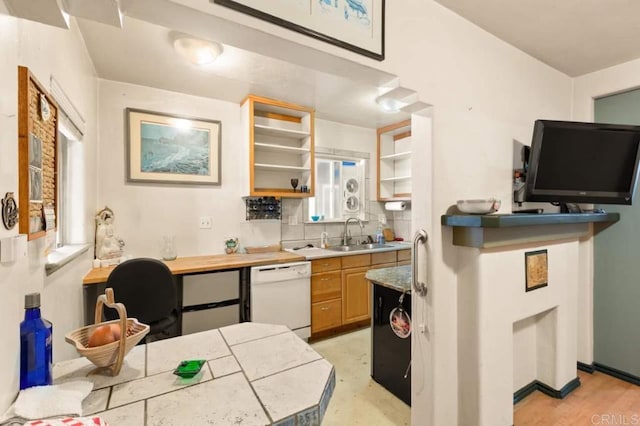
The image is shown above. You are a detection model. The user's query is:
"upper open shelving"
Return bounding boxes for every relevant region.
[377,119,412,201]
[380,151,412,161]
[254,124,311,139]
[241,95,315,198]
[254,142,311,154]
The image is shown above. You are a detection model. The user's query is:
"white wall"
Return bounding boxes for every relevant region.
[97,79,281,257]
[0,14,98,410]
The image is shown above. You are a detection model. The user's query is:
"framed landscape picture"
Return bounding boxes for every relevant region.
[213,0,385,60]
[126,109,221,185]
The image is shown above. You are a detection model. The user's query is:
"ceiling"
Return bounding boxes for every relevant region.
[76,13,412,129]
[434,0,640,77]
[12,0,638,125]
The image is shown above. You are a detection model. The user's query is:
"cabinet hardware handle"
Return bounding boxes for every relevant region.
[412,229,428,296]
[321,278,330,281]
[321,307,330,311]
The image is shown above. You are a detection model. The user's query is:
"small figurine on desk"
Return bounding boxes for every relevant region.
[95,206,125,265]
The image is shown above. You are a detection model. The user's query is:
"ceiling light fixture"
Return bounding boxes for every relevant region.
[173,35,224,66]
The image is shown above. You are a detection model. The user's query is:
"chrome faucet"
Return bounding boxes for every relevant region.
[343,217,364,246]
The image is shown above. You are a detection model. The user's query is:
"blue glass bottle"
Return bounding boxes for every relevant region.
[20,293,53,390]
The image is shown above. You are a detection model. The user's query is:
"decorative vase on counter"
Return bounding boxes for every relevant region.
[225,237,239,254]
[161,235,177,260]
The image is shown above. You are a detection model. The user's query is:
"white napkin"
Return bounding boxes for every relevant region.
[0,381,93,426]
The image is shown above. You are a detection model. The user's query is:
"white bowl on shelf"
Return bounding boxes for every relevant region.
[456,198,501,214]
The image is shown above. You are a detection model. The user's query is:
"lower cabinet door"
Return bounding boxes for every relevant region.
[311,299,342,333]
[342,266,372,324]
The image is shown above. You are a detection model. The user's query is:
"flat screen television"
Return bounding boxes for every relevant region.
[524,120,640,206]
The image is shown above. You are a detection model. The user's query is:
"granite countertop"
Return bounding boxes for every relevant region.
[54,323,335,425]
[365,265,411,293]
[285,241,411,260]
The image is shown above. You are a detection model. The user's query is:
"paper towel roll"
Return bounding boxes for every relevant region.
[385,201,406,211]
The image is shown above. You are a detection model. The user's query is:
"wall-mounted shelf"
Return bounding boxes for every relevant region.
[254,124,311,139]
[377,119,411,201]
[380,175,411,182]
[441,212,620,248]
[254,163,311,172]
[241,94,315,198]
[254,142,311,154]
[380,151,411,161]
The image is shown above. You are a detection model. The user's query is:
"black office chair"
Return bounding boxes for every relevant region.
[104,257,179,342]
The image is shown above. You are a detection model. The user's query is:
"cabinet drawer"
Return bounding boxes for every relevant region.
[397,249,411,262]
[183,271,239,306]
[397,260,411,266]
[341,254,370,269]
[311,272,342,303]
[311,299,342,333]
[312,257,341,273]
[370,262,397,270]
[371,251,396,265]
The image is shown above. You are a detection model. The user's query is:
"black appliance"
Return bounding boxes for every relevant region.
[525,120,640,206]
[371,284,411,406]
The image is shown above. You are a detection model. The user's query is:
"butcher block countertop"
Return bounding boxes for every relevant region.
[83,251,306,284]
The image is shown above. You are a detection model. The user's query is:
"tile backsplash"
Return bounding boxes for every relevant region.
[280,198,405,248]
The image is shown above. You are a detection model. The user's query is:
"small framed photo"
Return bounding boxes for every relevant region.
[525,249,548,292]
[126,108,221,185]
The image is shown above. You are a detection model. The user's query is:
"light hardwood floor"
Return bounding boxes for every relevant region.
[312,329,639,425]
[514,370,640,425]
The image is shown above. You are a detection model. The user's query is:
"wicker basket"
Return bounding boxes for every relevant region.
[65,288,149,376]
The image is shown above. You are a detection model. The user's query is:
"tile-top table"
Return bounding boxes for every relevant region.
[54,323,335,425]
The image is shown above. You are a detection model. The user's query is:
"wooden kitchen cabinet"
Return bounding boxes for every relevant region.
[397,248,411,266]
[311,258,342,334]
[311,257,341,274]
[371,251,396,265]
[241,94,315,198]
[311,271,341,303]
[310,249,408,337]
[342,266,371,325]
[311,299,342,333]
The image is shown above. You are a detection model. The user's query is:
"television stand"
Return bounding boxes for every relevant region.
[557,203,581,213]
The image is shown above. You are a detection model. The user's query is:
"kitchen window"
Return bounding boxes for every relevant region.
[307,153,366,222]
[45,78,89,274]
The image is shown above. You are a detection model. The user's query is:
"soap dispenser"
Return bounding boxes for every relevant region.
[320,231,329,248]
[375,224,385,244]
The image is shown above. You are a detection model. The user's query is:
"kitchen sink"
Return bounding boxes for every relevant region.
[326,243,393,252]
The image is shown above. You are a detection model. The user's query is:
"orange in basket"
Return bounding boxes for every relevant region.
[65,288,149,376]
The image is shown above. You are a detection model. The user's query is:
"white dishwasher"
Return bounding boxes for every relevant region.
[250,261,311,340]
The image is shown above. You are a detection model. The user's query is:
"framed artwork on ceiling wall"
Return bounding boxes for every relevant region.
[126,108,222,185]
[213,0,385,60]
